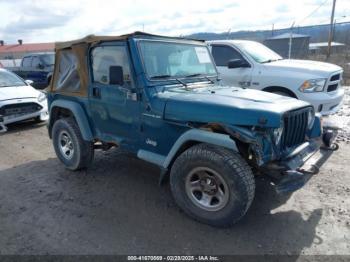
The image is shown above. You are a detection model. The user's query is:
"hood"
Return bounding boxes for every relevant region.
[265,59,342,75]
[0,85,39,101]
[160,86,310,127]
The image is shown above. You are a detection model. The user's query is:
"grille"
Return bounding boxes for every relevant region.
[330,74,340,81]
[0,103,42,117]
[327,84,338,92]
[327,73,342,92]
[281,108,309,149]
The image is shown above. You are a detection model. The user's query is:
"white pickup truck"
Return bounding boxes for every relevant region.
[207,40,344,115]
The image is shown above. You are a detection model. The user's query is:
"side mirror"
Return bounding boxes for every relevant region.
[25,79,34,86]
[109,66,124,86]
[37,63,44,69]
[227,59,250,69]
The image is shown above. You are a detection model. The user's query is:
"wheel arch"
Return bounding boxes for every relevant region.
[137,127,239,170]
[262,86,298,98]
[168,128,242,166]
[49,100,93,141]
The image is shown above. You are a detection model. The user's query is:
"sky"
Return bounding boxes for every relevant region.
[0,0,349,44]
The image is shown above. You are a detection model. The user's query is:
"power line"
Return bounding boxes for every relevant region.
[297,0,330,26]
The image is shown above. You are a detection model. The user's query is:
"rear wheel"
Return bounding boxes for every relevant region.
[170,143,255,227]
[52,118,94,170]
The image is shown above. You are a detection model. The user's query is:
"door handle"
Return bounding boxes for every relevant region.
[92,87,101,98]
[116,86,137,101]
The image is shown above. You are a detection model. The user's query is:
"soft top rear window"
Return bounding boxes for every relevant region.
[54,49,80,92]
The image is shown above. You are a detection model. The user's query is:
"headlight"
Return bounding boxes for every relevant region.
[273,127,284,145]
[37,92,46,103]
[299,78,326,92]
[307,107,315,129]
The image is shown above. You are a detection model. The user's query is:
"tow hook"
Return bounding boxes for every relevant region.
[321,129,339,151]
[0,115,7,133]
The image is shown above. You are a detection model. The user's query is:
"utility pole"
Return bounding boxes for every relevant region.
[226,28,231,39]
[288,22,295,59]
[333,19,337,42]
[272,23,274,36]
[327,0,336,59]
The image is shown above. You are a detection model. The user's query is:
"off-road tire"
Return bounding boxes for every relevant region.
[170,143,255,227]
[52,118,94,170]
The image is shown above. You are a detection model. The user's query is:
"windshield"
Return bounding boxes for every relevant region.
[138,41,217,79]
[237,42,282,63]
[0,70,26,87]
[41,54,55,65]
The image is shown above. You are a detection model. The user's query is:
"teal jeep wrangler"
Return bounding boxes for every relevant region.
[47,32,336,227]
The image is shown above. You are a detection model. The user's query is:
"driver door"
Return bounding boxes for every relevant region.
[210,44,253,88]
[89,43,140,146]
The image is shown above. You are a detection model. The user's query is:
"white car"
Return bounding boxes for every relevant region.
[0,68,48,132]
[207,40,344,115]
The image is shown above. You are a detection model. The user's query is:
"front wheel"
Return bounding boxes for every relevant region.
[52,118,94,170]
[170,143,255,227]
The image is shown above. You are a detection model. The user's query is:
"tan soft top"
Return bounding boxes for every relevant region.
[50,32,204,96]
[55,31,203,50]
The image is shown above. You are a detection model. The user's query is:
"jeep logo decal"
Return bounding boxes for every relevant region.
[146,138,157,147]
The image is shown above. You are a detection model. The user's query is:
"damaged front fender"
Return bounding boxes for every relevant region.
[200,123,273,166]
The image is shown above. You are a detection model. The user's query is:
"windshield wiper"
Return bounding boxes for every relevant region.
[150,75,187,88]
[185,73,202,77]
[150,74,172,79]
[175,78,187,88]
[261,59,274,64]
[204,76,214,84]
[261,58,283,64]
[186,73,215,84]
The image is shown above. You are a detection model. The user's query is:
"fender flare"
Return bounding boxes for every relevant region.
[49,100,93,141]
[137,129,238,169]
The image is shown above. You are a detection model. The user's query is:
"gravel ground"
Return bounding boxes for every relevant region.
[323,86,350,143]
[0,91,349,256]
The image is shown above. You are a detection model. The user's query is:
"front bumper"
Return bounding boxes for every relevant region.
[264,131,337,194]
[2,108,48,125]
[0,99,48,132]
[297,86,344,115]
